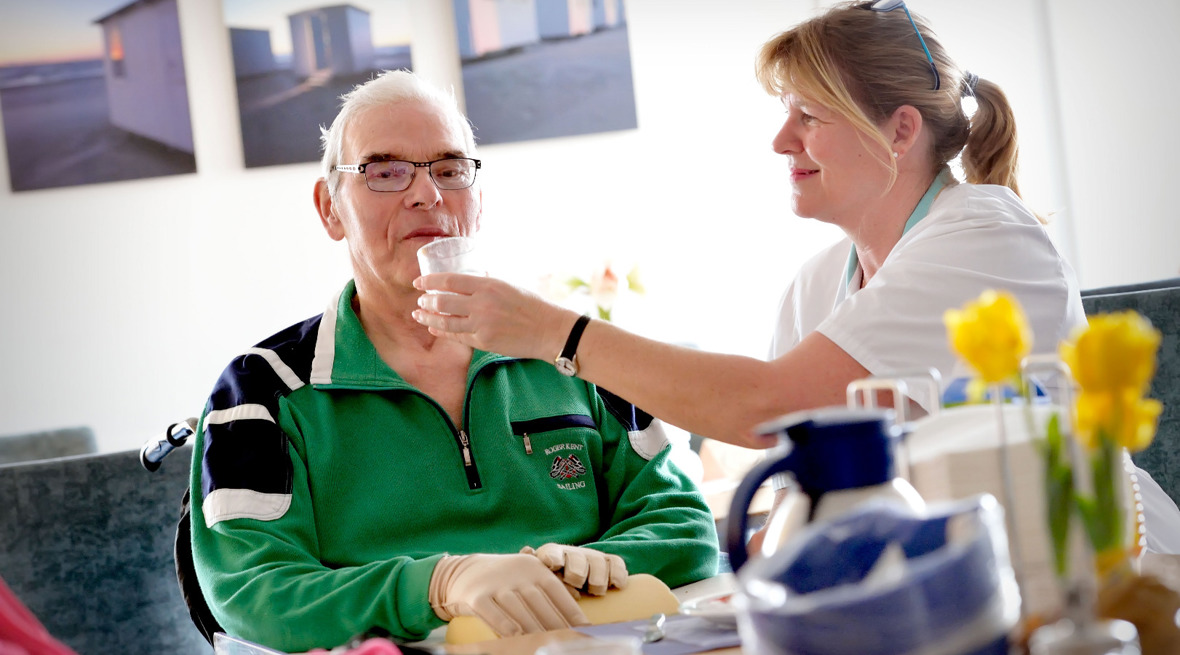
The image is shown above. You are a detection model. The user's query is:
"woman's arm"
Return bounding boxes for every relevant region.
[414,274,870,446]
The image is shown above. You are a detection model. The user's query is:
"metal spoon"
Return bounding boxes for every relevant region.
[643,612,666,643]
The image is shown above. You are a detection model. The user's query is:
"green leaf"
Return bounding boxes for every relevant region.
[1035,410,1073,577]
[626,265,645,295]
[1076,494,1102,546]
[1048,466,1073,577]
[1087,434,1124,552]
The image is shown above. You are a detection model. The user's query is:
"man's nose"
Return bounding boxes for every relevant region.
[404,168,442,209]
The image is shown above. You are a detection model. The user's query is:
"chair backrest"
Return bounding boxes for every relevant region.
[1080,276,1180,298]
[0,447,210,655]
[0,426,96,465]
[1081,284,1180,508]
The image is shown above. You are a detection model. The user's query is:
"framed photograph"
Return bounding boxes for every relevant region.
[0,0,197,193]
[223,0,414,168]
[454,0,638,145]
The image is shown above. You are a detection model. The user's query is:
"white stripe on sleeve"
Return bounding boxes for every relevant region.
[628,421,671,461]
[203,488,292,527]
[244,347,305,391]
[205,404,275,426]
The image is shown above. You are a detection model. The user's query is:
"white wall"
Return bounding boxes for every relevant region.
[0,0,1174,454]
[1046,0,1180,287]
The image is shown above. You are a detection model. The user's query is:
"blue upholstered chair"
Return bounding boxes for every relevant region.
[0,446,209,655]
[0,426,96,465]
[1081,277,1180,509]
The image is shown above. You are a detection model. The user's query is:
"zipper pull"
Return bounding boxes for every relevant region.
[459,430,472,466]
[522,433,533,455]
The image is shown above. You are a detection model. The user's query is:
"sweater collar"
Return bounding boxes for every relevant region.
[311,280,510,389]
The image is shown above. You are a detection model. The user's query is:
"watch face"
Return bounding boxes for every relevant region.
[555,357,578,376]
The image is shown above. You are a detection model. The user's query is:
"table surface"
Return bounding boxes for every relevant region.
[436,556,1180,655]
[215,555,1180,654]
[439,629,742,655]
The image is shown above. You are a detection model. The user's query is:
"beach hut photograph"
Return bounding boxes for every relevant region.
[224,0,413,169]
[0,0,197,193]
[454,0,637,146]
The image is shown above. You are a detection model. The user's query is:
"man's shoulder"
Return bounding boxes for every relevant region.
[207,312,327,409]
[252,314,326,369]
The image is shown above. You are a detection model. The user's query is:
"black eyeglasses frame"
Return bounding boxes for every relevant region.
[334,158,482,192]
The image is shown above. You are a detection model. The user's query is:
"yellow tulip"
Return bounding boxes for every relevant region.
[1072,390,1108,451]
[1075,390,1162,453]
[1060,311,1161,395]
[1050,311,1161,582]
[943,290,1033,385]
[1062,311,1162,453]
[1122,394,1163,453]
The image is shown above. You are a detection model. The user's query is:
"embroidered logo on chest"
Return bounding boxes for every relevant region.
[550,454,587,485]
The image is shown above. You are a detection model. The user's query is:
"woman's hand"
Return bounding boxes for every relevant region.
[413,273,579,361]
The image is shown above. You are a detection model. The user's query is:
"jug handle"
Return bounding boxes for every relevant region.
[725,454,797,572]
[846,368,942,420]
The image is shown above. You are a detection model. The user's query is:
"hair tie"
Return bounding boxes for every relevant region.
[961,71,979,98]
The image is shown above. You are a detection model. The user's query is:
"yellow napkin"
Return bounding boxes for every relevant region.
[445,573,680,644]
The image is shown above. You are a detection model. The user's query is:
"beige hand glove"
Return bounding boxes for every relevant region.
[521,544,629,597]
[429,553,589,637]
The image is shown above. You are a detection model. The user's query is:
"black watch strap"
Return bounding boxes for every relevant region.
[555,315,591,376]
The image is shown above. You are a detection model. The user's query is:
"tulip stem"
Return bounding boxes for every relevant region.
[992,383,1027,621]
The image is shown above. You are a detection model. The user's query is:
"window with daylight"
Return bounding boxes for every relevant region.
[107,26,125,77]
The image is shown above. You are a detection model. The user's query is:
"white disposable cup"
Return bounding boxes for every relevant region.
[535,637,642,655]
[416,236,486,293]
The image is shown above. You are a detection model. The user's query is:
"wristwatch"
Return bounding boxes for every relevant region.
[555,315,591,376]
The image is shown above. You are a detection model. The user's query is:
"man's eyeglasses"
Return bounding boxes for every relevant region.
[334,158,481,192]
[862,0,941,91]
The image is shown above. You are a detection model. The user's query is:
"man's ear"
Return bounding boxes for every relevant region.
[888,104,924,157]
[314,178,346,242]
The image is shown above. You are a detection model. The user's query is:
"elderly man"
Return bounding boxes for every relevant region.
[188,70,718,653]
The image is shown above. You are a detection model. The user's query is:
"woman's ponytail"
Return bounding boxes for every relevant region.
[962,77,1022,198]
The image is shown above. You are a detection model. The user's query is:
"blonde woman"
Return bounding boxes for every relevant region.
[414,1,1084,448]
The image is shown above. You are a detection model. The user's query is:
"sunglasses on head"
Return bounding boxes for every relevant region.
[861,0,941,91]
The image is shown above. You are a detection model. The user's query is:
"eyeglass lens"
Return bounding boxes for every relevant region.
[364,159,477,192]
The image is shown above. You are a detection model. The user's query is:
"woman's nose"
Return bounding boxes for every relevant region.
[772,119,800,155]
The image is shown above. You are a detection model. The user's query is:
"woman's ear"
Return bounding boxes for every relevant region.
[314,178,346,242]
[889,104,924,157]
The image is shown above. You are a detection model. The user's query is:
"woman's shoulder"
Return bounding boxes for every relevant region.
[776,235,850,315]
[931,181,1040,226]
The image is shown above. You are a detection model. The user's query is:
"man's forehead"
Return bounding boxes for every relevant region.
[345,100,469,160]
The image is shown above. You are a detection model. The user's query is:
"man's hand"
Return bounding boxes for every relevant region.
[429,553,589,637]
[522,544,628,597]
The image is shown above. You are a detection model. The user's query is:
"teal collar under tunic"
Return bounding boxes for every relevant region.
[843,167,956,289]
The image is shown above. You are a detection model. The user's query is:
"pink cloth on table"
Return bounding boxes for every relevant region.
[304,638,402,655]
[0,575,77,655]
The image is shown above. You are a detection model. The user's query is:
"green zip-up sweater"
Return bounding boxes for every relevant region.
[190,281,718,652]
